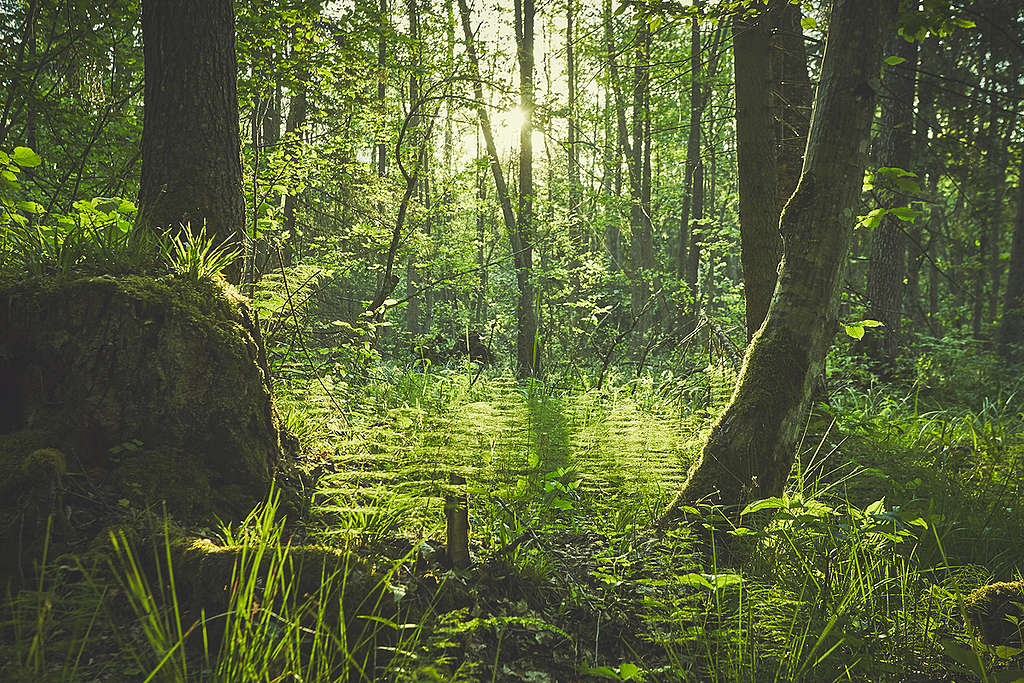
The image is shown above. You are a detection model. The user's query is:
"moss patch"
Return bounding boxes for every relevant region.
[965,581,1024,646]
[0,273,285,582]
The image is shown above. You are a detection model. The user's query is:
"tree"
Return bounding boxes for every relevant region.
[998,155,1024,360]
[662,0,893,517]
[864,29,918,361]
[734,0,810,340]
[137,0,246,282]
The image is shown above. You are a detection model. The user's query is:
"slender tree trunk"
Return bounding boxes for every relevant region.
[514,0,539,377]
[997,154,1024,360]
[662,0,891,516]
[734,4,779,339]
[735,1,810,340]
[683,17,704,310]
[138,0,245,283]
[865,32,917,360]
[629,14,653,326]
[406,0,422,336]
[566,0,581,260]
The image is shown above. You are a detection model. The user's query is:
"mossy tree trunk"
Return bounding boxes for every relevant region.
[137,0,245,283]
[662,0,892,517]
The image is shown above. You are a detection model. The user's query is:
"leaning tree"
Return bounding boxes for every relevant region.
[662,0,894,518]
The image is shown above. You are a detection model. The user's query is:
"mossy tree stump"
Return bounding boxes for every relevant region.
[0,274,282,536]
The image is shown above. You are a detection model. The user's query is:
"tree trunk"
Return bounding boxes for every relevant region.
[566,0,582,260]
[514,0,539,377]
[735,1,811,340]
[734,4,779,339]
[137,0,245,283]
[629,14,653,326]
[998,156,1024,360]
[864,32,917,361]
[662,0,891,516]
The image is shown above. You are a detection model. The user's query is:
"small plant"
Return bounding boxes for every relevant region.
[164,223,242,280]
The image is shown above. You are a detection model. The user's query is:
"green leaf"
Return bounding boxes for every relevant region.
[890,206,921,221]
[741,497,787,515]
[884,56,906,65]
[16,201,44,214]
[938,637,983,676]
[710,573,743,589]
[843,324,865,340]
[618,663,641,680]
[865,498,886,516]
[858,208,886,229]
[678,573,713,589]
[800,16,816,30]
[12,146,41,168]
[92,197,121,213]
[859,320,884,328]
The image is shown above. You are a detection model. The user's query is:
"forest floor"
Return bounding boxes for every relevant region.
[275,362,1024,682]
[3,360,1023,681]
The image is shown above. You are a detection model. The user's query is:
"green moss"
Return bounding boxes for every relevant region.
[964,581,1024,646]
[21,448,66,479]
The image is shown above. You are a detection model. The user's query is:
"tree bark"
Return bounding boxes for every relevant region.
[514,0,540,377]
[998,155,1024,360]
[662,0,891,517]
[864,32,917,361]
[734,3,779,340]
[137,0,245,283]
[735,1,811,340]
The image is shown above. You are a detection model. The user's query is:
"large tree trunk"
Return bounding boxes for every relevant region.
[865,31,917,361]
[662,0,891,517]
[137,0,245,283]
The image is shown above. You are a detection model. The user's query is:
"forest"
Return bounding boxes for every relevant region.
[1,0,1023,680]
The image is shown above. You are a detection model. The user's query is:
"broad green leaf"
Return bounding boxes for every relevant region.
[843,324,864,340]
[884,56,906,65]
[678,573,713,589]
[741,497,786,515]
[937,637,983,676]
[16,201,44,214]
[0,151,9,164]
[890,206,921,221]
[618,663,642,680]
[12,146,41,167]
[858,208,886,229]
[93,197,121,213]
[859,320,884,328]
[865,498,886,516]
[800,16,816,30]
[710,573,743,589]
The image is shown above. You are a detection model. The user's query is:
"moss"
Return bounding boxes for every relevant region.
[964,581,1024,646]
[22,448,66,479]
[0,273,282,524]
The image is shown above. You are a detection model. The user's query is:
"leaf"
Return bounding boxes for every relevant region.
[994,671,1024,683]
[938,637,983,676]
[800,16,816,30]
[858,208,886,229]
[884,56,906,65]
[618,663,642,680]
[12,146,41,168]
[678,573,713,589]
[92,197,121,213]
[710,573,743,589]
[741,497,786,515]
[843,324,865,340]
[859,320,884,328]
[865,498,886,516]
[890,206,921,221]
[16,201,44,214]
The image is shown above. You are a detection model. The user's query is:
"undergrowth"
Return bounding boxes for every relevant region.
[3,341,1023,681]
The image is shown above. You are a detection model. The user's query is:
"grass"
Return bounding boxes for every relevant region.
[3,354,1023,681]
